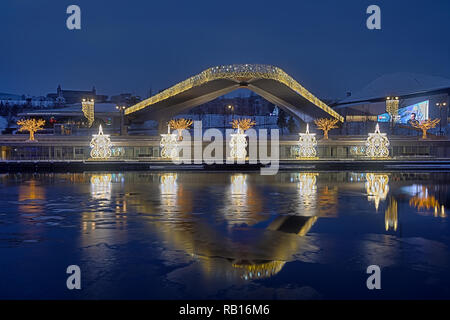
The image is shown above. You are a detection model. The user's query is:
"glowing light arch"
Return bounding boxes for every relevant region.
[125,64,344,123]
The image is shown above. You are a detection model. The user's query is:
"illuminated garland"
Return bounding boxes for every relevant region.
[82,99,95,127]
[90,125,112,159]
[297,124,318,159]
[125,64,343,122]
[386,97,399,119]
[365,124,390,158]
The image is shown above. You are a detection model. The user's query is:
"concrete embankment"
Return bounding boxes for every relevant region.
[1,159,450,172]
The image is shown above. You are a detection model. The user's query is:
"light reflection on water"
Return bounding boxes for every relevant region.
[0,171,449,299]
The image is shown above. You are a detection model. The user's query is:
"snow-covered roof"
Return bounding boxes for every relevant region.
[51,103,119,113]
[339,72,450,104]
[19,103,120,117]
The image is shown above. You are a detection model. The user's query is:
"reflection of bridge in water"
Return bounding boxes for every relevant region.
[117,172,323,281]
[73,171,450,281]
[5,171,449,283]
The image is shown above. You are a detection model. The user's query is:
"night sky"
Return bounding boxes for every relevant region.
[1,0,449,100]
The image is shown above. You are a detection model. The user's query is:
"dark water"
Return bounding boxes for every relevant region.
[0,171,449,300]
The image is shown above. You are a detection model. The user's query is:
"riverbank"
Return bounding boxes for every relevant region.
[1,159,450,172]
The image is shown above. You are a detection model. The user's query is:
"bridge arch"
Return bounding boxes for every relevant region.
[125,64,343,124]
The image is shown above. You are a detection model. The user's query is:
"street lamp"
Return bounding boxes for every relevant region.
[227,105,234,117]
[226,105,235,130]
[116,105,127,135]
[436,102,447,136]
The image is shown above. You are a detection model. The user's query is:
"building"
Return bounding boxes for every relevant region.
[333,73,450,136]
[0,92,55,108]
[47,85,108,105]
[18,103,123,135]
[110,93,142,106]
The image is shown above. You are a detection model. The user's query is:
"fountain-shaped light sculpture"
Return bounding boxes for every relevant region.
[366,124,390,158]
[229,125,248,160]
[297,124,318,159]
[160,123,179,159]
[90,125,112,159]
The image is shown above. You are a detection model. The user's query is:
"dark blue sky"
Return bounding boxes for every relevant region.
[1,0,449,99]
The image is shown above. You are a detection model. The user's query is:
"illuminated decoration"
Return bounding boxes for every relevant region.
[82,99,95,127]
[314,118,339,140]
[159,173,179,215]
[347,115,377,122]
[111,147,125,157]
[228,119,256,161]
[90,174,112,200]
[318,186,338,217]
[17,118,45,141]
[233,261,286,281]
[160,173,178,195]
[224,174,251,227]
[297,124,318,159]
[224,173,265,228]
[125,64,344,122]
[230,118,256,131]
[296,173,318,214]
[386,97,399,119]
[350,146,366,156]
[365,173,389,211]
[229,126,248,160]
[410,119,440,139]
[229,174,248,219]
[90,125,112,159]
[169,118,193,141]
[298,173,318,198]
[230,174,247,195]
[409,186,446,218]
[160,124,179,159]
[18,179,45,213]
[365,124,390,158]
[385,197,398,231]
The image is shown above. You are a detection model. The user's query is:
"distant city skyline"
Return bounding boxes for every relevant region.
[1,0,449,100]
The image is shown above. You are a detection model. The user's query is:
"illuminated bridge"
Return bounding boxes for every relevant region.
[125,64,344,124]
